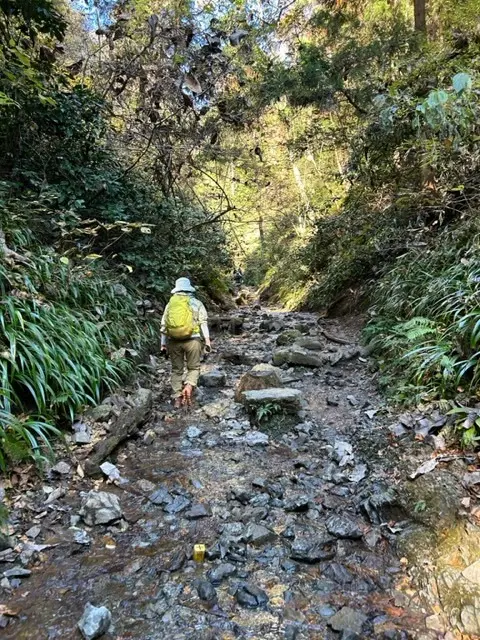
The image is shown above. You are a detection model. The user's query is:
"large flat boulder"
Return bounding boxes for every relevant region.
[234,364,283,402]
[242,388,303,413]
[272,346,328,368]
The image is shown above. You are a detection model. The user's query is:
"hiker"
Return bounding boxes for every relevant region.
[160,277,211,408]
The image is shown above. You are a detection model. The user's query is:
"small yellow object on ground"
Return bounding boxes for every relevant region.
[193,544,206,562]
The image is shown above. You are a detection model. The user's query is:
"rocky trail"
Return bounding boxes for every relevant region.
[2,305,480,640]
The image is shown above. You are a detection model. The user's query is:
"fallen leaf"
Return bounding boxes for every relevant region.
[409,458,438,480]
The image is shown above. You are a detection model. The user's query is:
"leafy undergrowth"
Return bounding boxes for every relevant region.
[365,223,480,445]
[0,255,159,471]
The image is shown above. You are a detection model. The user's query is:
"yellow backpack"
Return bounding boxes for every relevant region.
[165,295,196,339]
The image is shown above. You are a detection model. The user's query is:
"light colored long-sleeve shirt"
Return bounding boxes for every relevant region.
[161,294,209,346]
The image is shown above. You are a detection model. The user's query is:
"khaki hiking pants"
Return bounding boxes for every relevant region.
[168,338,203,398]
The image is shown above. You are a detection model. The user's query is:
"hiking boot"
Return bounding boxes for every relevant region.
[173,396,183,409]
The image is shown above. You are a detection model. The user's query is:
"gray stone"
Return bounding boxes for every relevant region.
[273,346,327,368]
[25,525,41,539]
[235,364,283,402]
[461,604,480,636]
[208,562,236,585]
[277,329,302,346]
[185,503,211,519]
[243,522,276,546]
[196,580,217,603]
[326,515,363,539]
[332,440,354,467]
[242,388,303,412]
[185,425,204,439]
[244,431,269,446]
[74,429,92,445]
[328,607,367,634]
[78,602,112,640]
[199,369,227,388]
[73,530,92,545]
[290,537,336,563]
[79,491,123,526]
[3,567,31,578]
[295,337,324,351]
[284,495,310,512]
[52,461,71,475]
[149,486,172,506]
[86,404,112,422]
[236,583,269,608]
[463,559,480,584]
[164,495,191,514]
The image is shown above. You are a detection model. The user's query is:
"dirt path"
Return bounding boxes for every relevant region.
[0,306,471,639]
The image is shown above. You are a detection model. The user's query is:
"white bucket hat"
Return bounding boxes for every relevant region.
[171,277,196,294]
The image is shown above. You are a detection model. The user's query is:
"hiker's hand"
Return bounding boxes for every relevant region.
[161,345,168,357]
[204,339,211,354]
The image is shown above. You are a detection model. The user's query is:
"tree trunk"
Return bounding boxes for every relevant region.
[414,0,426,32]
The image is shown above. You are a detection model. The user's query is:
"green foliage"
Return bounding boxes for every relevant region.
[447,405,480,449]
[254,402,283,424]
[0,404,60,471]
[366,228,480,403]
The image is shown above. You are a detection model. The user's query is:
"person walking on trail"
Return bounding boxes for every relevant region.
[160,277,211,408]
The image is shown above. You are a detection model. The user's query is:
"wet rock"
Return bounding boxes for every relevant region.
[149,486,172,506]
[332,440,354,467]
[164,495,191,514]
[273,346,327,368]
[360,485,398,525]
[52,461,71,475]
[208,562,236,585]
[25,525,41,539]
[347,464,368,483]
[242,388,303,412]
[78,602,112,640]
[136,479,156,493]
[235,364,284,402]
[185,503,212,519]
[3,567,31,578]
[79,491,123,526]
[223,351,259,366]
[185,425,204,439]
[327,396,339,407]
[277,329,303,346]
[167,549,187,572]
[243,522,276,546]
[196,580,217,603]
[202,399,231,419]
[346,395,358,407]
[328,607,367,635]
[235,583,269,608]
[295,337,324,351]
[388,423,409,438]
[260,318,284,332]
[290,537,336,563]
[284,495,310,512]
[199,369,227,388]
[99,461,122,482]
[73,530,92,545]
[326,514,363,539]
[244,431,269,446]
